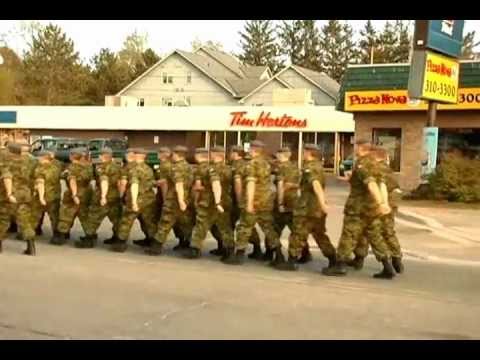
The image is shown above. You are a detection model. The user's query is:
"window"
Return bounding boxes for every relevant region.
[438,128,480,161]
[317,133,335,169]
[209,131,225,147]
[162,73,168,84]
[168,75,173,84]
[186,71,192,84]
[240,131,257,144]
[162,97,173,106]
[373,128,402,172]
[138,98,145,107]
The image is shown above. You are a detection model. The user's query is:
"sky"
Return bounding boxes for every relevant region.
[0,20,479,64]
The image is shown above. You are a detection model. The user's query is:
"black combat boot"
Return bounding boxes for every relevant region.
[322,261,348,276]
[270,248,287,267]
[182,247,201,259]
[173,237,190,251]
[35,226,43,236]
[104,235,119,245]
[15,233,24,241]
[262,247,274,262]
[75,235,95,249]
[327,254,337,269]
[220,247,234,262]
[23,240,36,256]
[50,232,68,246]
[145,241,163,256]
[133,238,152,247]
[392,257,404,274]
[297,247,313,264]
[210,240,224,256]
[66,232,70,240]
[373,259,396,279]
[222,249,245,265]
[274,256,298,271]
[8,222,17,233]
[346,256,365,270]
[111,240,128,253]
[248,243,264,260]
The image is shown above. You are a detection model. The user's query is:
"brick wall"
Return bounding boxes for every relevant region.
[354,110,480,191]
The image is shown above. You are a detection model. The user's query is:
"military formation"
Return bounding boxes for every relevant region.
[0,138,404,280]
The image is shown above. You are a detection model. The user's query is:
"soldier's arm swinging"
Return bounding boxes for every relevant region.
[234,177,242,204]
[159,180,168,201]
[4,176,16,203]
[100,178,109,206]
[367,181,391,215]
[212,179,224,213]
[131,182,139,212]
[379,182,390,207]
[246,180,255,213]
[118,179,127,198]
[277,179,285,210]
[69,178,80,205]
[175,182,187,211]
[312,180,328,213]
[36,178,47,206]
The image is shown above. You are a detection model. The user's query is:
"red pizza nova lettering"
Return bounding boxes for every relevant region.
[426,59,453,78]
[229,111,307,128]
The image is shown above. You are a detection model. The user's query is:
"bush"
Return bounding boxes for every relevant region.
[418,153,480,203]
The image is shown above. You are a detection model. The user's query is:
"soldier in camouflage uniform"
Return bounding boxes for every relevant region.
[228,145,263,260]
[114,148,158,252]
[146,145,194,255]
[182,147,234,259]
[0,143,36,255]
[222,140,286,266]
[323,140,395,279]
[31,150,62,243]
[52,148,94,245]
[275,144,336,271]
[77,147,122,248]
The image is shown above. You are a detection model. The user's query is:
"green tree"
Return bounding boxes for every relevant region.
[358,20,380,64]
[238,20,283,73]
[277,20,303,66]
[376,21,398,63]
[118,30,148,77]
[319,20,359,82]
[133,48,161,78]
[298,20,322,71]
[392,20,412,63]
[22,24,91,105]
[0,46,23,104]
[191,37,224,52]
[462,31,477,60]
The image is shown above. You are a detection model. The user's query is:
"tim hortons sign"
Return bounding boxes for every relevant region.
[229,111,308,129]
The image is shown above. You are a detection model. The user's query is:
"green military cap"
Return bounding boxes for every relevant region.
[173,145,188,153]
[135,148,150,155]
[158,146,171,154]
[250,140,265,148]
[304,143,320,152]
[211,146,225,153]
[277,146,292,153]
[35,150,52,158]
[100,147,113,155]
[195,147,209,154]
[230,145,244,153]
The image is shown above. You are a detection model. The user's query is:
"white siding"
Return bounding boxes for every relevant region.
[242,79,289,106]
[278,69,335,105]
[195,49,243,79]
[121,54,237,106]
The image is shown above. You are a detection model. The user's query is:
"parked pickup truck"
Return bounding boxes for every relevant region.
[31,137,89,163]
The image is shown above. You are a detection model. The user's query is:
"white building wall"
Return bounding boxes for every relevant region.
[242,79,289,106]
[120,54,238,106]
[277,69,335,105]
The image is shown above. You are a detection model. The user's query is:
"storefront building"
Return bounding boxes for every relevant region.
[337,61,480,190]
[0,106,354,172]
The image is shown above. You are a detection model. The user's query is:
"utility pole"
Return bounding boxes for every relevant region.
[427,101,437,127]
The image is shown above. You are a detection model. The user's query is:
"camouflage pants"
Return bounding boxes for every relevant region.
[288,215,335,259]
[0,202,35,242]
[337,214,391,262]
[274,211,293,238]
[83,197,122,236]
[153,203,194,245]
[117,197,158,242]
[57,195,90,235]
[157,198,191,241]
[353,213,402,259]
[235,210,280,251]
[190,206,234,250]
[231,206,261,246]
[30,198,60,233]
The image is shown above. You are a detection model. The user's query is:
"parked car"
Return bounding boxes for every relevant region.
[31,137,89,163]
[339,155,354,177]
[88,138,128,164]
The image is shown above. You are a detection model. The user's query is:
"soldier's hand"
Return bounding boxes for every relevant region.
[246,204,255,214]
[8,195,17,204]
[100,197,107,207]
[39,198,47,207]
[179,200,187,212]
[379,203,391,216]
[132,202,139,212]
[216,204,225,213]
[73,195,80,206]
[278,204,286,213]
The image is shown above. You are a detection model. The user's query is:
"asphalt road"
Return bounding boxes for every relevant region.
[1,179,479,340]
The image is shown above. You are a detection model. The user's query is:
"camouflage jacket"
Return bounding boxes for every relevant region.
[242,157,274,211]
[94,160,122,201]
[163,159,193,205]
[64,162,94,200]
[127,162,156,198]
[194,161,220,209]
[275,161,300,212]
[2,154,37,203]
[377,161,400,209]
[212,161,233,211]
[34,161,62,202]
[294,160,325,218]
[120,161,137,181]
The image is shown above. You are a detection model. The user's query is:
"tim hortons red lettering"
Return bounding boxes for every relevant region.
[229,111,307,128]
[427,59,453,78]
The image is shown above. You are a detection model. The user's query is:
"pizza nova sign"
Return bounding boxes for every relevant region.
[344,88,480,111]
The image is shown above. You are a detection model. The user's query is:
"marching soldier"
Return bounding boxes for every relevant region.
[323,140,394,279]
[222,140,286,266]
[275,144,336,271]
[183,146,234,259]
[77,147,122,248]
[31,150,62,243]
[114,148,158,252]
[52,148,93,245]
[0,143,36,255]
[146,145,194,255]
